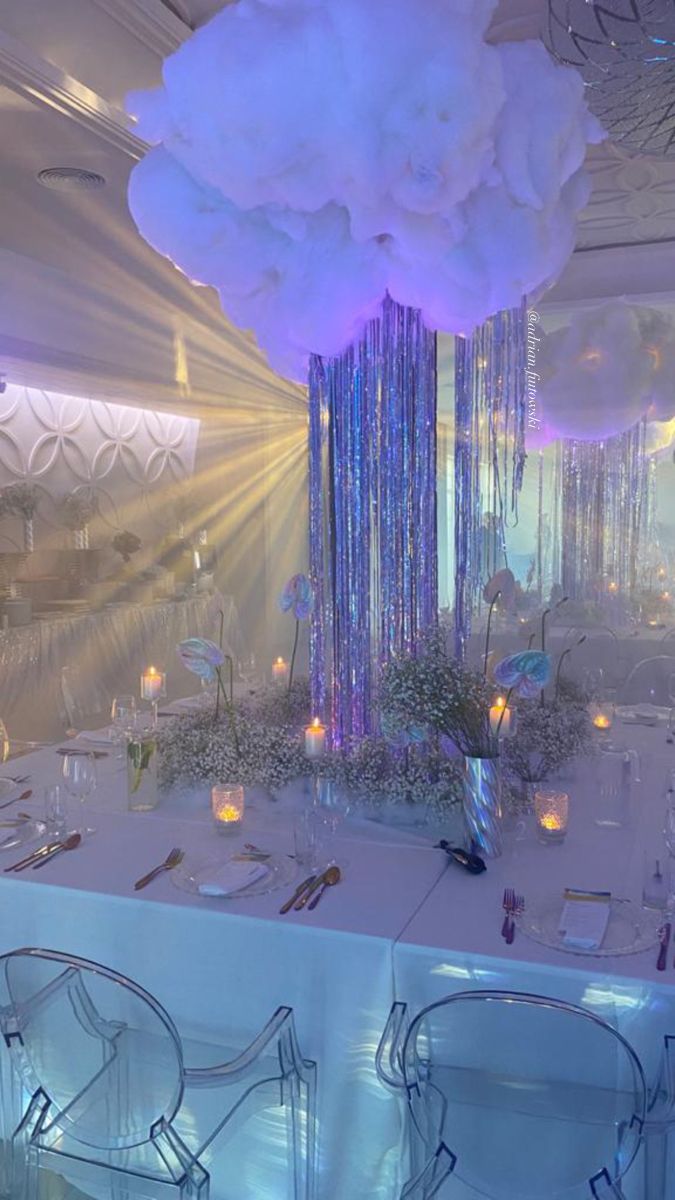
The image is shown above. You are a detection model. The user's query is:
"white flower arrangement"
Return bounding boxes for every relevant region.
[327,736,463,818]
[379,628,496,757]
[503,692,594,784]
[158,707,308,791]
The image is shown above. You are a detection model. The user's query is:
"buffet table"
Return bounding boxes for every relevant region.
[0,723,674,1198]
[0,591,242,740]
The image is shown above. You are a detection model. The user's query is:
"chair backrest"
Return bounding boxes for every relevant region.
[0,948,184,1151]
[60,666,107,731]
[619,655,675,705]
[402,990,645,1199]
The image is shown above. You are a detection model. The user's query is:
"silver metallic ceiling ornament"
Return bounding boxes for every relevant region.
[545,0,675,156]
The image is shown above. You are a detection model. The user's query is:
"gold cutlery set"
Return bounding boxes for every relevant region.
[279,865,341,913]
[4,833,81,873]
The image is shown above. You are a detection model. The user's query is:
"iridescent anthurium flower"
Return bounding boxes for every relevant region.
[278,573,314,620]
[177,637,225,684]
[493,651,551,699]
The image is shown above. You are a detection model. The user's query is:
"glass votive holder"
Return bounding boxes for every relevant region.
[211,783,245,834]
[534,790,569,844]
[589,701,615,734]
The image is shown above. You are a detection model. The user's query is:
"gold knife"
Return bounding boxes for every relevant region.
[294,870,329,911]
[4,840,63,873]
[279,874,316,914]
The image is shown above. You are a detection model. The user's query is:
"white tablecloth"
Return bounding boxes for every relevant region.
[0,722,674,1198]
[1,591,242,740]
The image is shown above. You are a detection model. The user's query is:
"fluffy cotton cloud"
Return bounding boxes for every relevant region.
[127,0,602,381]
[534,301,675,442]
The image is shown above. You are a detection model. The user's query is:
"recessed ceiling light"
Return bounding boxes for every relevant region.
[37,167,106,191]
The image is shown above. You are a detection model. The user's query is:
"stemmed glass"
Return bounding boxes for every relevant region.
[238,653,258,687]
[111,695,137,759]
[62,753,97,836]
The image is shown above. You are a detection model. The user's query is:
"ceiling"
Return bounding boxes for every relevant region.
[1,0,674,416]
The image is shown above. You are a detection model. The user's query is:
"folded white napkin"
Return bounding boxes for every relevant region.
[559,888,611,950]
[197,859,268,897]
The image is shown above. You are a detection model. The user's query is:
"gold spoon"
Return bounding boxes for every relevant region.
[32,833,82,870]
[307,865,341,911]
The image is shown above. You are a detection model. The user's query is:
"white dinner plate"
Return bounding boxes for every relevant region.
[516,895,659,958]
[0,819,47,852]
[172,851,297,900]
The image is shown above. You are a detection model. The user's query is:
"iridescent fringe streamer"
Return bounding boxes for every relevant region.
[308,295,437,748]
[560,419,651,600]
[453,300,528,658]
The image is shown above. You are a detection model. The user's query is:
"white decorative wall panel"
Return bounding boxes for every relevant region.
[0,384,200,549]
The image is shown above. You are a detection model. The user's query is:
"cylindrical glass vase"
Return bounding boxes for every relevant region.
[127,734,158,812]
[463,754,502,858]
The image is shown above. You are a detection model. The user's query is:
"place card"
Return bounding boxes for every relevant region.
[558,888,611,950]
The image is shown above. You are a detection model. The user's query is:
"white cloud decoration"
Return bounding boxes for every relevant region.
[127,0,602,381]
[531,301,675,445]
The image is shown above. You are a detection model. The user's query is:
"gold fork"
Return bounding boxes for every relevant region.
[134,848,184,891]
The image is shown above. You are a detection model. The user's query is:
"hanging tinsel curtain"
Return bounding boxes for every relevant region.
[559,419,653,600]
[453,300,528,659]
[309,295,437,748]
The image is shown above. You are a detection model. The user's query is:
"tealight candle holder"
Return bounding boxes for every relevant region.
[589,701,614,734]
[211,783,245,833]
[534,790,569,844]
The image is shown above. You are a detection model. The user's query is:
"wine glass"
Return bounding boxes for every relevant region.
[111,695,137,758]
[582,667,605,700]
[238,653,258,687]
[62,753,97,835]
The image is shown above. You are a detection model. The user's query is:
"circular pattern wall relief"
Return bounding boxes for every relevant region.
[0,385,200,534]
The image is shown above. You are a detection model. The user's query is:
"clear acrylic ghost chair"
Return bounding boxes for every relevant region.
[59,666,107,734]
[0,947,316,1200]
[642,1033,675,1200]
[376,990,645,1199]
[619,656,675,706]
[561,627,627,692]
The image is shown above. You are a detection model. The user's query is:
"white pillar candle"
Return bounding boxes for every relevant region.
[141,666,165,702]
[489,696,511,737]
[272,656,289,684]
[305,717,326,759]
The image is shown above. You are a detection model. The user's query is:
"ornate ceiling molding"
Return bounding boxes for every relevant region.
[90,0,192,57]
[0,30,148,159]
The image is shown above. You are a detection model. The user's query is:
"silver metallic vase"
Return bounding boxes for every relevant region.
[463,754,503,858]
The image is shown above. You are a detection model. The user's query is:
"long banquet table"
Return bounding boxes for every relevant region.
[0,591,242,741]
[0,720,674,1198]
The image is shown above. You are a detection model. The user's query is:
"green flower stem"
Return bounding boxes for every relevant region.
[216,666,240,757]
[288,618,300,695]
[484,590,502,677]
[554,635,586,699]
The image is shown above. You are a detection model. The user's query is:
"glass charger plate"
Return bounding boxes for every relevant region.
[0,819,47,852]
[172,851,298,900]
[516,896,659,958]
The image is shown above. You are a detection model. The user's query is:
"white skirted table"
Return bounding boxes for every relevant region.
[0,591,242,740]
[0,722,673,1198]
